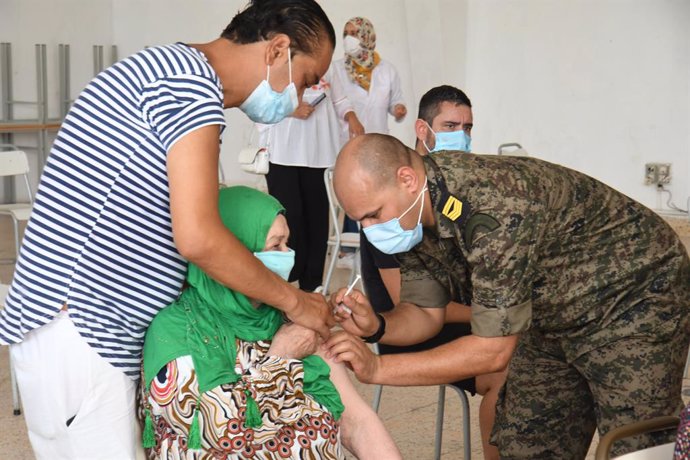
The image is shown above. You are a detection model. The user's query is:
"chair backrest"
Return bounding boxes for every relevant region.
[0,284,9,308]
[0,150,30,177]
[594,416,680,460]
[0,149,34,202]
[497,142,529,157]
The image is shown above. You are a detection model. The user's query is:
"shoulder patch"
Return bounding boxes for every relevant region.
[463,213,501,246]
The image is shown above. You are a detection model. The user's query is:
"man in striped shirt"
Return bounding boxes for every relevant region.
[0,1,337,458]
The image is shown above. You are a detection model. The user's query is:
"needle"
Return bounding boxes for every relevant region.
[336,274,361,315]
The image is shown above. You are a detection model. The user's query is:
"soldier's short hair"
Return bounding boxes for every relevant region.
[418,85,472,125]
[354,133,413,188]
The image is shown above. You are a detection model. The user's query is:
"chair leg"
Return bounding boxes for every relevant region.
[9,349,21,415]
[4,199,24,416]
[434,385,446,460]
[322,244,339,296]
[436,385,472,460]
[370,343,383,412]
[12,217,20,265]
[455,387,472,460]
[347,249,360,286]
[353,248,363,285]
[372,384,383,413]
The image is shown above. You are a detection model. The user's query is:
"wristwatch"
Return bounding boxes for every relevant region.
[362,313,386,344]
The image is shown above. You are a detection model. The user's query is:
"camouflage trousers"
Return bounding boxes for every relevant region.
[491,311,690,459]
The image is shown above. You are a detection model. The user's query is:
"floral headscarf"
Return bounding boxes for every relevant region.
[344,17,381,92]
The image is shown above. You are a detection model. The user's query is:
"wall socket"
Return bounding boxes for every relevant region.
[644,163,671,185]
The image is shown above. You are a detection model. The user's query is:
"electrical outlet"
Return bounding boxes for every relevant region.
[657,163,671,184]
[644,163,672,185]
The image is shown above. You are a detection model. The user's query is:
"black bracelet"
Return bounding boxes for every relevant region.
[362,313,386,344]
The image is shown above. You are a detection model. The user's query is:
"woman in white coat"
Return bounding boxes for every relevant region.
[332,16,407,260]
[331,16,407,146]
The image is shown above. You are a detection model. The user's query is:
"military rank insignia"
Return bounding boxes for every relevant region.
[437,192,470,225]
[442,195,463,221]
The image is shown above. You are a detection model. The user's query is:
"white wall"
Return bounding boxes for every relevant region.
[0,0,113,199]
[1,0,689,213]
[463,0,690,212]
[0,0,113,119]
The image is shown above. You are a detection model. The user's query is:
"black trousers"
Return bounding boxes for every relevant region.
[265,163,329,291]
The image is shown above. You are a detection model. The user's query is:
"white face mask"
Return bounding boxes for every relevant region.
[343,35,361,56]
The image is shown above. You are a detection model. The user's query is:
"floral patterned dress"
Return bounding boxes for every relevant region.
[140,339,343,460]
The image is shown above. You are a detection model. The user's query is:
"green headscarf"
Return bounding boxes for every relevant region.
[143,186,343,420]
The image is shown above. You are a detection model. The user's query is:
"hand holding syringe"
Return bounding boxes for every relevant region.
[328,275,383,338]
[334,275,360,315]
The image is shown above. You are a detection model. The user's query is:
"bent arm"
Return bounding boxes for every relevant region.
[378,267,401,306]
[379,302,445,346]
[332,290,444,346]
[445,301,472,323]
[167,126,333,338]
[168,125,299,311]
[387,66,405,115]
[328,65,355,122]
[319,352,402,460]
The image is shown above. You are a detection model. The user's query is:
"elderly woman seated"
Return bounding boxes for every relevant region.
[140,186,400,460]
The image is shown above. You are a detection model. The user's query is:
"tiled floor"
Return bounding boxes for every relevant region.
[1,215,689,459]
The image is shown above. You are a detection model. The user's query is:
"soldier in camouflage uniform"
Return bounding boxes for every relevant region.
[325,133,690,458]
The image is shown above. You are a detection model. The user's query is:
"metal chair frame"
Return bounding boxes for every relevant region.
[322,167,360,295]
[594,415,679,460]
[0,144,31,416]
[1,284,21,415]
[497,142,529,156]
[0,145,33,266]
[371,356,472,460]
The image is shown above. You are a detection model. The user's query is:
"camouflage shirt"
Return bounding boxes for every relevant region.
[398,152,690,344]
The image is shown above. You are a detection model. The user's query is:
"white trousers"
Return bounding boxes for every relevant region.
[10,311,143,460]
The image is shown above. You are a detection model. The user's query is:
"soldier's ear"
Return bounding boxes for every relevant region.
[397,165,419,192]
[415,119,428,144]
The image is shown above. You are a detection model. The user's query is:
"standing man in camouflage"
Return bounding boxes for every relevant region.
[325,133,690,458]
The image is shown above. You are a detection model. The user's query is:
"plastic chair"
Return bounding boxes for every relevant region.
[594,416,679,460]
[322,167,360,295]
[497,142,529,156]
[0,146,33,266]
[0,283,21,415]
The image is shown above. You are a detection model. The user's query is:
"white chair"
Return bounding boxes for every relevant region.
[497,142,529,156]
[322,167,360,295]
[0,146,33,266]
[0,283,21,415]
[594,415,679,460]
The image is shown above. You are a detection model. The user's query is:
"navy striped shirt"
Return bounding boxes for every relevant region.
[0,43,227,379]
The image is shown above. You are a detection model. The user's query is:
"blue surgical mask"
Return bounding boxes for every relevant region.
[254,249,295,281]
[363,178,428,255]
[240,48,298,124]
[423,122,472,153]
